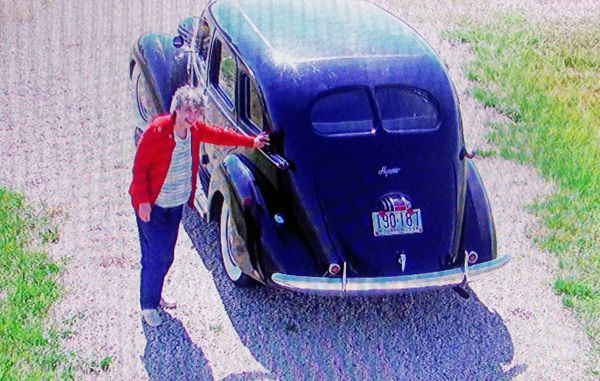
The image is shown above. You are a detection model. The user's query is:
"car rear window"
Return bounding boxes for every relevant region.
[375,87,440,132]
[311,89,374,135]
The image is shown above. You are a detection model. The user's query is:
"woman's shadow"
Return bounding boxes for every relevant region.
[142,312,213,381]
[141,311,275,380]
[179,207,526,380]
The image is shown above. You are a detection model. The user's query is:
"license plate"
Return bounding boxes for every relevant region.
[372,209,423,236]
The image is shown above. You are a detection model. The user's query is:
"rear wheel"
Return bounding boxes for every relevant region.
[219,201,255,287]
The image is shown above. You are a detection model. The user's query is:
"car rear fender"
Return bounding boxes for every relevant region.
[130,33,188,114]
[461,160,498,263]
[208,154,319,280]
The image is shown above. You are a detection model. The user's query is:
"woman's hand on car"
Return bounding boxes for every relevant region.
[253,132,270,149]
[139,203,152,222]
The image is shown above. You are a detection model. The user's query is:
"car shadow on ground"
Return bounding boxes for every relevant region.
[183,207,526,380]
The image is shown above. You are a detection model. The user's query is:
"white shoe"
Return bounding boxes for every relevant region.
[142,309,163,327]
[159,297,177,309]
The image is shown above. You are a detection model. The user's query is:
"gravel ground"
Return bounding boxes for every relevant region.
[0,0,597,379]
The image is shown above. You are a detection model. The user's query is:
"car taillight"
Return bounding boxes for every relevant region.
[467,251,478,264]
[328,263,341,275]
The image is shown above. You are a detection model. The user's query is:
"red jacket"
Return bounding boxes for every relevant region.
[129,114,255,214]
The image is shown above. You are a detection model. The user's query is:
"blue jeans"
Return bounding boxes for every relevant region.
[135,205,183,309]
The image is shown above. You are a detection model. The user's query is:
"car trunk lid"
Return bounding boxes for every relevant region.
[310,87,461,277]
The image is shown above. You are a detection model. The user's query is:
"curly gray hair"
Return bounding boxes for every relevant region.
[170,85,206,113]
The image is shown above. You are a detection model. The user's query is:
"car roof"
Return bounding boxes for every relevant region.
[208,0,453,130]
[210,0,429,64]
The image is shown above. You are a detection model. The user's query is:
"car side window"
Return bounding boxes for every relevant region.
[241,74,264,130]
[248,79,264,129]
[198,19,211,62]
[211,39,236,108]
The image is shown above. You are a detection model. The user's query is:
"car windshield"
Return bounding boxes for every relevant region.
[311,89,374,135]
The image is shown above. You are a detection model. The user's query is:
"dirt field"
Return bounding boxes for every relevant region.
[0,0,596,379]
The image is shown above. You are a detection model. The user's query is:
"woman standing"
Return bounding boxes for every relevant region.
[129,85,269,327]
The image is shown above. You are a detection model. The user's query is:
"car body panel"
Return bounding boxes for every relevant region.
[462,159,498,263]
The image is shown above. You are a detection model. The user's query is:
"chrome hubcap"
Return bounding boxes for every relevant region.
[220,204,242,281]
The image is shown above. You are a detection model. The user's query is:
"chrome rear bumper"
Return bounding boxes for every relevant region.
[271,255,510,295]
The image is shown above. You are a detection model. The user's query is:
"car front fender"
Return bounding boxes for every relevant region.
[130,32,187,114]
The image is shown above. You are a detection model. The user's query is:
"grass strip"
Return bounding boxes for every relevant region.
[448,13,600,357]
[0,188,73,380]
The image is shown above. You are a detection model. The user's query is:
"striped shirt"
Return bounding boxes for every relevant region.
[155,131,192,208]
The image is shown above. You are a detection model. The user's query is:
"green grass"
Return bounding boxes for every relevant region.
[89,356,113,373]
[448,13,600,355]
[0,188,73,380]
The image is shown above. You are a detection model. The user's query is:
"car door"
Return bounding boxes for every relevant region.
[202,35,239,177]
[176,14,212,91]
[191,15,214,212]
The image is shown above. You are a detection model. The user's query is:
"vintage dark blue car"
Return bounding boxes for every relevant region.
[129,0,510,295]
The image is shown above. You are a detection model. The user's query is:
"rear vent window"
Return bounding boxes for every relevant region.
[311,89,374,135]
[375,87,440,132]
